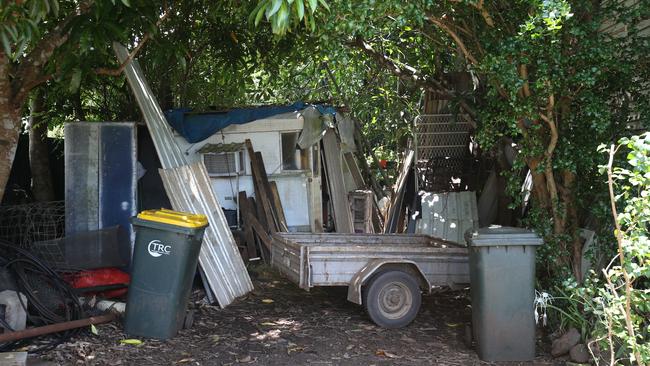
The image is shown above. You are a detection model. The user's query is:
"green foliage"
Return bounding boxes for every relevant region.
[249,0,328,35]
[554,134,650,364]
[0,0,58,59]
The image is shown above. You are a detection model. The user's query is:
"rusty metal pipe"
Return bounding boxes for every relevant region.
[0,313,117,343]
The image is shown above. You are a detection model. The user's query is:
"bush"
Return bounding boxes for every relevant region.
[551,133,649,365]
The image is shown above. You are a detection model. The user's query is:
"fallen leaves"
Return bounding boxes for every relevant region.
[175,357,195,364]
[287,342,304,354]
[375,349,401,359]
[39,269,520,366]
[119,339,143,346]
[236,355,252,363]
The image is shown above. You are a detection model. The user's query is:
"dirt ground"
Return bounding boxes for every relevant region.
[35,266,562,366]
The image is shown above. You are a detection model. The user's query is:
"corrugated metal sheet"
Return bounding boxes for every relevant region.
[114,43,253,307]
[160,162,253,306]
[416,191,478,244]
[113,43,185,169]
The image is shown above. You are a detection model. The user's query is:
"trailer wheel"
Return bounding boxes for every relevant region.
[364,270,421,328]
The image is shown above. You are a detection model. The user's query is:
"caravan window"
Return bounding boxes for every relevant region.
[281,132,309,171]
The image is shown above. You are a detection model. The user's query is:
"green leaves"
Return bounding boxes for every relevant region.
[295,0,304,20]
[250,0,329,35]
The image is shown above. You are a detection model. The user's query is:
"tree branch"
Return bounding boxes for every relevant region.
[474,0,495,27]
[451,0,495,27]
[426,16,478,65]
[95,8,170,76]
[539,94,562,233]
[349,36,477,120]
[519,64,531,97]
[11,8,83,106]
[606,144,642,366]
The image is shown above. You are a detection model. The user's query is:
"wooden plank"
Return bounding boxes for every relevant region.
[245,139,278,232]
[269,181,289,231]
[245,212,272,251]
[255,151,283,231]
[247,197,269,262]
[322,129,354,233]
[238,191,258,259]
[384,150,415,233]
[343,152,366,189]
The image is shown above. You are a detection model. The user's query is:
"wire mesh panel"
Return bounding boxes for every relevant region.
[414,114,472,160]
[414,114,474,192]
[0,201,65,248]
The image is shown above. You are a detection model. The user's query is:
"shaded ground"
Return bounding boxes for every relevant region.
[37,266,561,365]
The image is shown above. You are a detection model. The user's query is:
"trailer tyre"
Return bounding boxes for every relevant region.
[364,270,421,328]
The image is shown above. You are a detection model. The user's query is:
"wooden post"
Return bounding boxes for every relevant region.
[245,139,278,232]
[238,191,258,259]
[322,129,354,233]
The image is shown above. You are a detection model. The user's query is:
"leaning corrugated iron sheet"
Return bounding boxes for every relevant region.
[113,44,186,169]
[159,163,253,305]
[113,43,253,307]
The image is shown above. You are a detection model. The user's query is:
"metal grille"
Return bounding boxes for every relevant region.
[203,152,242,176]
[414,114,472,160]
[0,201,65,248]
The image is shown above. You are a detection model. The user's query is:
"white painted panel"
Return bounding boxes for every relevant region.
[270,175,311,228]
[416,191,478,244]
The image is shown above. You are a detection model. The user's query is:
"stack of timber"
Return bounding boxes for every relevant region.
[238,140,289,262]
[383,149,416,233]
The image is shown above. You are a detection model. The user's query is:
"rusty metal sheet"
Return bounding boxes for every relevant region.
[114,43,253,307]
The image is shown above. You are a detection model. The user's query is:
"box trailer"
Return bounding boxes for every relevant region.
[271,233,469,328]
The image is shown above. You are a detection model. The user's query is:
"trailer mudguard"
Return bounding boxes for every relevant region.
[347,259,431,304]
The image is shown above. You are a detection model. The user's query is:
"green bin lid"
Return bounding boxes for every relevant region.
[466,226,543,247]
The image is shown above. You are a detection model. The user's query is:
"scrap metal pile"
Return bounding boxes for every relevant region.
[0,241,87,351]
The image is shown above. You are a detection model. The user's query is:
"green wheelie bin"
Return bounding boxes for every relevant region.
[466,226,543,362]
[124,209,208,340]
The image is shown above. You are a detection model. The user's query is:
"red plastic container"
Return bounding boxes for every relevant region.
[65,268,130,299]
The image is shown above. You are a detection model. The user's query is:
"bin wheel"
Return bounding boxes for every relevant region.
[183,309,195,329]
[363,270,421,328]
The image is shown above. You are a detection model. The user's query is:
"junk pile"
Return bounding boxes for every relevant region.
[234,111,386,260]
[115,43,253,307]
[0,240,116,350]
[379,114,480,243]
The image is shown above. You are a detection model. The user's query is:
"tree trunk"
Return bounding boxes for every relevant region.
[73,89,86,121]
[28,89,55,202]
[0,54,22,202]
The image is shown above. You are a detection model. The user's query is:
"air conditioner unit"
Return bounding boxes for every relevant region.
[202,151,244,177]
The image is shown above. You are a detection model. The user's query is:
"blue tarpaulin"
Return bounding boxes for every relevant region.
[164,102,336,143]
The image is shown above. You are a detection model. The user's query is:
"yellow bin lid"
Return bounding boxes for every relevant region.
[137,209,208,228]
